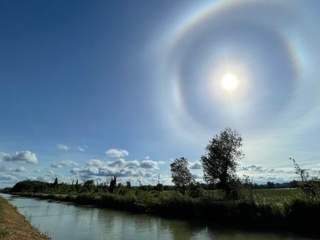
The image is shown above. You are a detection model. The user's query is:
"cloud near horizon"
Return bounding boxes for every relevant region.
[57,144,86,152]
[14,166,28,173]
[2,154,317,189]
[140,159,159,169]
[0,174,19,183]
[0,151,38,164]
[71,157,159,182]
[51,160,79,168]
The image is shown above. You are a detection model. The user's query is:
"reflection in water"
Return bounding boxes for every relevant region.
[0,194,312,240]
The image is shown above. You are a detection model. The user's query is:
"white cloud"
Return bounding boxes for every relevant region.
[106,148,129,158]
[0,175,19,182]
[140,159,158,169]
[51,160,79,168]
[57,144,71,151]
[125,160,140,169]
[144,172,153,178]
[0,165,13,172]
[237,163,300,184]
[0,151,38,164]
[71,167,116,178]
[57,144,86,152]
[75,146,85,152]
[36,176,48,182]
[108,159,126,167]
[190,162,202,170]
[86,159,105,167]
[15,167,28,173]
[71,157,160,182]
[86,159,142,171]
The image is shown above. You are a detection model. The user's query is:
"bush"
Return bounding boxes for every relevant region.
[187,182,204,198]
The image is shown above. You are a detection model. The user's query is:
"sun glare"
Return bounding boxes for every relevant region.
[221,73,239,92]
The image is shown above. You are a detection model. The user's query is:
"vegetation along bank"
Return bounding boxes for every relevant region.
[2,128,320,238]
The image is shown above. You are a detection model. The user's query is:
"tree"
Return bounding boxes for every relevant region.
[84,180,95,191]
[201,128,244,193]
[267,181,275,189]
[170,157,193,193]
[53,177,58,188]
[109,176,117,193]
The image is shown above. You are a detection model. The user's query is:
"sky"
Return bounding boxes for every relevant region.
[1,0,320,188]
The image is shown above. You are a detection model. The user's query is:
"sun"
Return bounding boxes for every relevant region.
[220,73,239,92]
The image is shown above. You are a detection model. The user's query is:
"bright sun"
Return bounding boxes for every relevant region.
[220,73,239,92]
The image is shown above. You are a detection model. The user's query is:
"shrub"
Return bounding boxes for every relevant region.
[187,182,204,198]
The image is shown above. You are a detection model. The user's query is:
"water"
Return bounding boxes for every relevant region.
[0,194,312,240]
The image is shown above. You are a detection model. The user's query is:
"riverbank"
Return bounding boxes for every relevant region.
[0,196,50,240]
[8,190,320,238]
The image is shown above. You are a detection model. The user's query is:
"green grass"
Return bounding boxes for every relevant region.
[0,197,12,238]
[253,188,300,205]
[0,196,7,220]
[0,228,11,238]
[256,188,299,196]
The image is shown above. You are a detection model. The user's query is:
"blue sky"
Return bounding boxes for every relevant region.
[1,0,320,188]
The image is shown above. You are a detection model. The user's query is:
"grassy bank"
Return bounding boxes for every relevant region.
[9,188,320,238]
[0,197,11,238]
[0,196,50,239]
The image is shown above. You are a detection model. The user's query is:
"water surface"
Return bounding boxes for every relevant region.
[1,194,311,240]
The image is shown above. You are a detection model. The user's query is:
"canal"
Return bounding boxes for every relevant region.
[0,194,311,240]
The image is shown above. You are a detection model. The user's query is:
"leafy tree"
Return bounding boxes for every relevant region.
[155,183,164,191]
[84,180,95,191]
[201,128,244,194]
[187,181,204,198]
[11,180,49,193]
[170,157,193,193]
[267,181,275,189]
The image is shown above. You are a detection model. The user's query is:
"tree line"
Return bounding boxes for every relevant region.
[4,127,319,200]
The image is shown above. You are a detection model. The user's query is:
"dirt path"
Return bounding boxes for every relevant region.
[0,201,50,240]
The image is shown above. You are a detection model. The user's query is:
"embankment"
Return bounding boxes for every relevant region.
[0,196,50,240]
